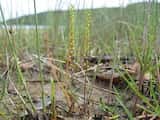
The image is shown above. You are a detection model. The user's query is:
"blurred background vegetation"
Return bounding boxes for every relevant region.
[0,1,159,60]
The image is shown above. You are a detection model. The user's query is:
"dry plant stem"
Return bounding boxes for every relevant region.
[38,55,103,78]
[136,114,155,119]
[73,62,116,95]
[9,78,29,111]
[155,55,160,83]
[157,67,160,84]
[74,62,92,115]
[81,64,89,113]
[138,70,145,93]
[74,64,103,76]
[32,54,66,64]
[8,96,22,115]
[43,32,50,57]
[74,77,116,95]
[51,80,56,120]
[83,69,87,113]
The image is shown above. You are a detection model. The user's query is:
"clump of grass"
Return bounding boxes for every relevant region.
[114,88,134,120]
[0,2,36,115]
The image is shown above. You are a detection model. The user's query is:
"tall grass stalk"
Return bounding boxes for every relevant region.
[82,9,92,112]
[33,0,45,112]
[50,79,56,120]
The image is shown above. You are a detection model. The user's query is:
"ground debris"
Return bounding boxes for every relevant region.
[1,54,160,120]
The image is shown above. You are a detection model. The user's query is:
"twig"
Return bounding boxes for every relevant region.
[32,54,65,63]
[135,114,154,119]
[73,64,103,76]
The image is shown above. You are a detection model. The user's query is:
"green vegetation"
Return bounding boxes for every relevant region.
[4,2,159,56]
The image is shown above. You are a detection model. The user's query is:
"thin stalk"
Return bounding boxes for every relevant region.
[33,0,45,112]
[51,79,56,120]
[66,5,75,71]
